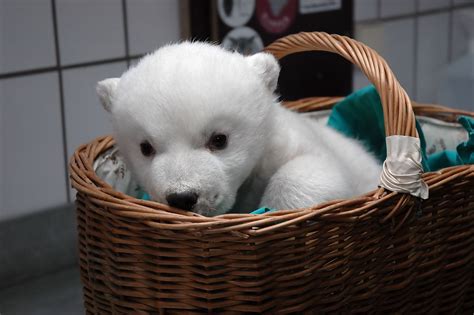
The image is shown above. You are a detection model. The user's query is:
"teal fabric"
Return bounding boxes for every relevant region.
[457,116,474,164]
[250,207,276,215]
[426,150,463,171]
[327,85,431,171]
[425,115,474,170]
[138,190,151,200]
[327,85,474,172]
[327,85,387,162]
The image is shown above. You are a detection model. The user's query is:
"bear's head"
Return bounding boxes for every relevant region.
[97,42,280,215]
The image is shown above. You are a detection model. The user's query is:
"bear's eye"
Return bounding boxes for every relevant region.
[140,141,156,157]
[207,133,227,151]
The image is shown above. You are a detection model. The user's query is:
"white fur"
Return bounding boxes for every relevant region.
[97,42,381,215]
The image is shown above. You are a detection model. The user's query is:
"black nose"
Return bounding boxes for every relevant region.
[166,192,198,210]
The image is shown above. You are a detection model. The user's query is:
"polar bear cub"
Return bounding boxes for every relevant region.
[96,42,381,216]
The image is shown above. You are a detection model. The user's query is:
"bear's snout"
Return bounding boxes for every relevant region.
[166,191,199,211]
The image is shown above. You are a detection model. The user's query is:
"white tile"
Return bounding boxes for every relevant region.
[63,62,126,199]
[416,13,450,103]
[126,0,181,55]
[453,0,474,6]
[380,0,416,17]
[418,0,450,11]
[354,23,383,90]
[354,22,384,91]
[0,0,56,74]
[63,62,126,159]
[451,8,474,60]
[382,18,416,97]
[353,68,371,91]
[353,0,379,22]
[0,86,3,212]
[355,22,385,52]
[0,73,67,220]
[355,19,416,97]
[56,0,125,65]
[441,7,474,110]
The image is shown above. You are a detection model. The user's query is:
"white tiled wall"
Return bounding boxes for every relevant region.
[356,18,416,96]
[0,0,56,73]
[126,0,181,55]
[63,62,127,198]
[56,0,125,65]
[454,0,474,5]
[0,73,67,220]
[354,0,378,22]
[380,0,415,18]
[353,0,474,111]
[451,7,474,60]
[0,0,181,221]
[416,12,449,103]
[63,62,126,158]
[0,82,3,215]
[418,0,450,11]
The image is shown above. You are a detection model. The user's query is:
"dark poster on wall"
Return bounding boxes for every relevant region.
[181,0,353,100]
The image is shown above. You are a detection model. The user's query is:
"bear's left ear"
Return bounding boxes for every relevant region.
[96,78,120,112]
[245,53,280,92]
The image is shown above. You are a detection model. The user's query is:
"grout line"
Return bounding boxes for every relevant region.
[0,66,58,80]
[61,55,143,70]
[0,55,144,80]
[51,0,71,202]
[121,0,131,68]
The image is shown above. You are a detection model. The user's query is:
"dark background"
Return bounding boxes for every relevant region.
[186,0,353,100]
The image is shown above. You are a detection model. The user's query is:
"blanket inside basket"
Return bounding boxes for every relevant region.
[328,85,473,172]
[93,86,472,213]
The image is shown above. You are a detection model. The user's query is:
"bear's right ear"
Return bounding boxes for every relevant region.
[245,52,280,92]
[96,78,120,112]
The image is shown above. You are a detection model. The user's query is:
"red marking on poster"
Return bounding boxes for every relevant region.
[256,0,297,34]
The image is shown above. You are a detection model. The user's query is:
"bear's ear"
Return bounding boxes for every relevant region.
[96,78,120,112]
[245,52,280,92]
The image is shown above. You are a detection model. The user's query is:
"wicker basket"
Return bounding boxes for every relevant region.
[70,32,474,314]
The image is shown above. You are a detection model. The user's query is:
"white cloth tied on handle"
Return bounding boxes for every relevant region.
[380,135,429,199]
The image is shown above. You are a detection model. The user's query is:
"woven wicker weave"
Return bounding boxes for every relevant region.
[70,32,474,314]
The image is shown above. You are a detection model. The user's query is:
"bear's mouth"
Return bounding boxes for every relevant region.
[193,204,217,216]
[192,194,227,216]
[151,190,229,216]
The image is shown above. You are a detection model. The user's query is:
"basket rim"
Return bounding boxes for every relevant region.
[69,97,474,236]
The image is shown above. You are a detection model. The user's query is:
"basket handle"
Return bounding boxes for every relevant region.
[265,32,428,199]
[265,32,417,138]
